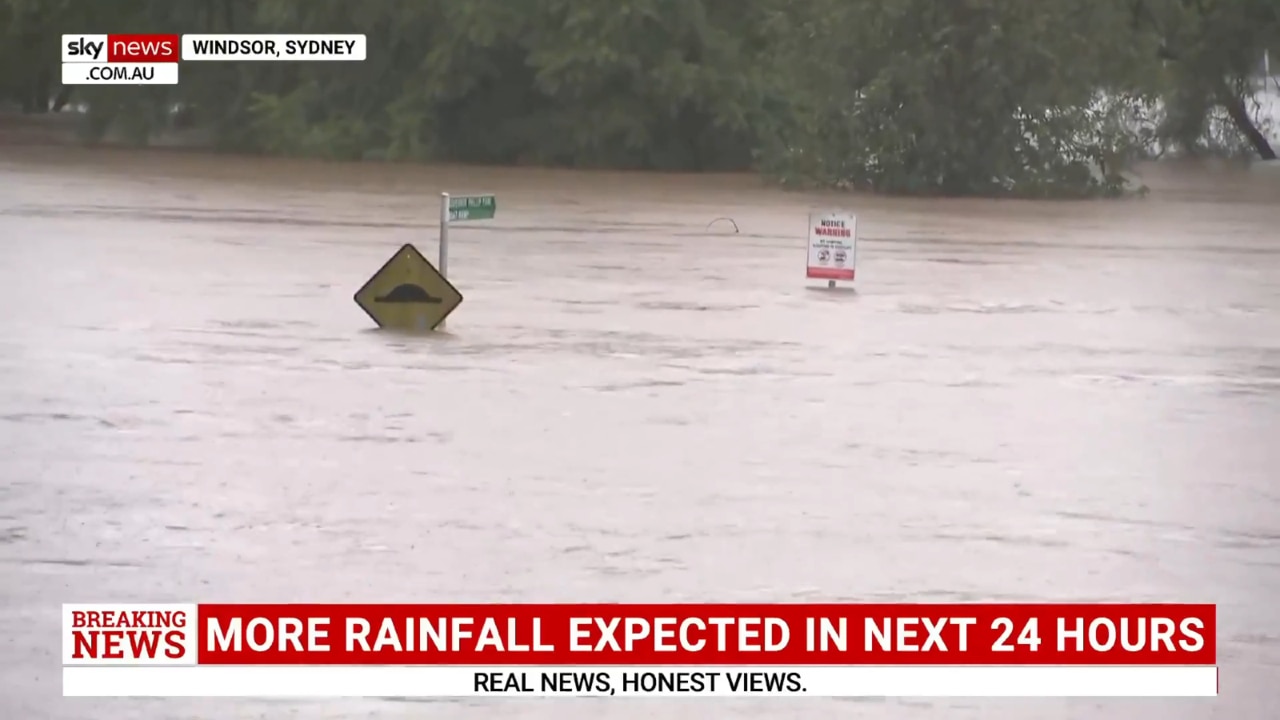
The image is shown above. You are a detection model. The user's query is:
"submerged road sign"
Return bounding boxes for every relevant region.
[448,194,496,222]
[354,243,462,331]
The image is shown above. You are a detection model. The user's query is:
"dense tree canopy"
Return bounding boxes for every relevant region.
[2,0,1277,197]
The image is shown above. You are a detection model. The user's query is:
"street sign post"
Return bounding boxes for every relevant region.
[436,193,496,330]
[353,243,462,332]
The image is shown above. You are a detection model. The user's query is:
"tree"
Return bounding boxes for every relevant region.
[757,0,1163,197]
[1139,0,1279,159]
[2,0,1272,195]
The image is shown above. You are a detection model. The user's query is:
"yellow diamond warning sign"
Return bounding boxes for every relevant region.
[353,244,462,331]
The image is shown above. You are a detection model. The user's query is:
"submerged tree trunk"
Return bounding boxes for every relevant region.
[1218,84,1277,160]
[51,87,71,113]
[31,67,51,113]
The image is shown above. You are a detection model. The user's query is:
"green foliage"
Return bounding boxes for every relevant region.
[1,0,1275,195]
[757,0,1163,197]
[1140,0,1279,158]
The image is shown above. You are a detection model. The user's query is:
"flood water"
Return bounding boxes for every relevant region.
[1,145,1278,719]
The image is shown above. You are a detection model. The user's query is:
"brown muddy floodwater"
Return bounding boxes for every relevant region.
[0,146,1278,719]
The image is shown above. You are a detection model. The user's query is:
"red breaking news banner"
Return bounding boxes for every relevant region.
[66,602,1215,665]
[61,603,1218,698]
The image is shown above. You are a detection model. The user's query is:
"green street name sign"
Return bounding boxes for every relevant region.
[448,194,496,222]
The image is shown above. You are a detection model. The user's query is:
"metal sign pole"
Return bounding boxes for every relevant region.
[439,192,450,279]
[439,192,450,330]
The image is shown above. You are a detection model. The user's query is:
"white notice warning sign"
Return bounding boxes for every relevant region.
[806,211,856,281]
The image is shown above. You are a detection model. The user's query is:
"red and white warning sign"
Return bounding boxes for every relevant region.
[806,211,856,281]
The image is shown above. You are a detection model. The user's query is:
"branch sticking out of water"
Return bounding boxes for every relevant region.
[707,217,740,233]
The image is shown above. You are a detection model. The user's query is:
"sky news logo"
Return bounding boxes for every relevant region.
[62,34,180,85]
[63,34,181,63]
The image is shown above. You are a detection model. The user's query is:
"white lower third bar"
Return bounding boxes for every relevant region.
[61,63,179,85]
[63,665,1218,698]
